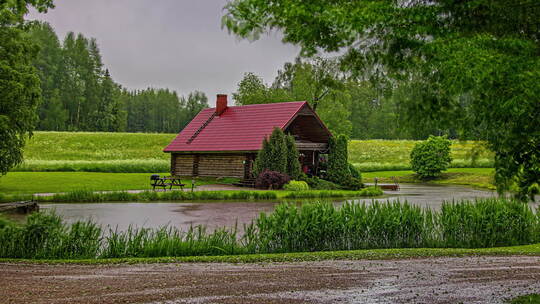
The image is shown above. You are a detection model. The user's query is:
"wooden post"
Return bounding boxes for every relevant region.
[170,154,176,176]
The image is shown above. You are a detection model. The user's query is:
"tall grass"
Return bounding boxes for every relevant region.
[1,198,537,259]
[33,187,382,203]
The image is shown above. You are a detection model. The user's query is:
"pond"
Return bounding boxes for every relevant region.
[26,184,537,233]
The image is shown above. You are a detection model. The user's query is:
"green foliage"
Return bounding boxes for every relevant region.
[327,135,351,183]
[254,128,299,177]
[510,294,540,304]
[0,1,55,176]
[410,136,452,179]
[327,135,361,190]
[26,21,208,134]
[222,0,540,199]
[285,134,302,179]
[1,198,538,259]
[0,212,101,259]
[301,176,341,190]
[283,180,309,191]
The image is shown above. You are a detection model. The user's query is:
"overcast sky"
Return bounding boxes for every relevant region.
[28,0,300,106]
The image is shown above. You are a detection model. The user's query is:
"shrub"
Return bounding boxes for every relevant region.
[302,176,341,190]
[254,128,288,176]
[340,177,363,191]
[255,170,290,190]
[410,135,452,179]
[327,135,352,184]
[284,180,310,191]
[349,163,361,180]
[285,134,302,179]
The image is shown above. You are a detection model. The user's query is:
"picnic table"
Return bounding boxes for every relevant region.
[150,175,185,191]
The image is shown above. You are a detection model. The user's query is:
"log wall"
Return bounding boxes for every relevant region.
[171,153,247,178]
[172,154,195,176]
[198,154,245,178]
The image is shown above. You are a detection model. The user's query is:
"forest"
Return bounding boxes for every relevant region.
[28,21,208,133]
[28,21,445,139]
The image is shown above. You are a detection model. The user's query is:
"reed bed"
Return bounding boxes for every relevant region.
[0,198,537,259]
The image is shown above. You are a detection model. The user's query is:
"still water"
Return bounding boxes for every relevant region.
[34,184,538,232]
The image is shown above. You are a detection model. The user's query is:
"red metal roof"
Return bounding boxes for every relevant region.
[164,101,308,152]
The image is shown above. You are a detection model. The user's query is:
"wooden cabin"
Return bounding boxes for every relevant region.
[164,94,331,180]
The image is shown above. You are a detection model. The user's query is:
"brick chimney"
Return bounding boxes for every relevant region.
[216,94,228,116]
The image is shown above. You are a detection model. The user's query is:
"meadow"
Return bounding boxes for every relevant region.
[16,132,494,173]
[0,198,537,260]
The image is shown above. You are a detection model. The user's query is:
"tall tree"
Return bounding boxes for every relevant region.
[223,0,540,199]
[0,0,54,175]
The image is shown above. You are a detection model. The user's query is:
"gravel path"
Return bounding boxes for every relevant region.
[2,256,540,303]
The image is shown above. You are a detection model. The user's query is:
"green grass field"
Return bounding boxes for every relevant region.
[0,172,240,196]
[14,132,494,173]
[363,168,496,190]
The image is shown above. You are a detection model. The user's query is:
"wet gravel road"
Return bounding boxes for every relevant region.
[2,256,540,303]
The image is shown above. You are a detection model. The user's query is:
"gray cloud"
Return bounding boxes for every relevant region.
[28,0,300,105]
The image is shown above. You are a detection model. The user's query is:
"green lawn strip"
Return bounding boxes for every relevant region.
[509,294,540,304]
[363,168,495,190]
[29,187,383,203]
[0,172,237,196]
[1,243,539,265]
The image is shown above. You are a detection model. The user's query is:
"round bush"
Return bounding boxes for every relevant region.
[410,136,452,179]
[284,180,310,191]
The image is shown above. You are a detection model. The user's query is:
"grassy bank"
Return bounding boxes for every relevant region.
[0,168,494,197]
[2,243,540,265]
[363,168,496,190]
[12,132,493,173]
[0,198,538,260]
[30,187,382,203]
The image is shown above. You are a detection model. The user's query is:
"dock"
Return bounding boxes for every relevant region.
[0,201,39,214]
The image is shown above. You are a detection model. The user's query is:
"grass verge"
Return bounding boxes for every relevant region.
[509,294,540,304]
[1,243,539,265]
[363,168,495,190]
[29,187,383,203]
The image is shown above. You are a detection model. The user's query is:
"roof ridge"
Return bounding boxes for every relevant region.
[211,101,307,109]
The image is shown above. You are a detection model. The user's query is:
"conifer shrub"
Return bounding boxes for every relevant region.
[254,128,302,179]
[285,134,302,179]
[327,135,362,190]
[255,170,291,190]
[410,135,452,179]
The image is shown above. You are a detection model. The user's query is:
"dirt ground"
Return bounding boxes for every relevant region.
[1,256,540,304]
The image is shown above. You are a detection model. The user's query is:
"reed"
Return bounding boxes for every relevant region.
[0,198,537,259]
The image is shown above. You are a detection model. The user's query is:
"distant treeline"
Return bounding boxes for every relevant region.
[28,21,208,133]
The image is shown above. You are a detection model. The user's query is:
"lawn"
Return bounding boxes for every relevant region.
[349,139,493,171]
[13,132,494,173]
[0,172,231,196]
[363,168,495,189]
[0,168,494,197]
